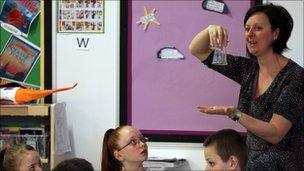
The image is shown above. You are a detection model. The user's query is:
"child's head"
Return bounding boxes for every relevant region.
[203,129,247,171]
[101,125,148,171]
[0,144,42,171]
[52,158,94,171]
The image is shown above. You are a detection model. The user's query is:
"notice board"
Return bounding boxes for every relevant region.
[0,0,51,90]
[120,0,260,142]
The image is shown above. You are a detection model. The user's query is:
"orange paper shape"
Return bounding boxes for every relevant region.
[13,83,77,104]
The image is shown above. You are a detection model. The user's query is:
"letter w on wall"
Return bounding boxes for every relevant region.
[76,37,90,49]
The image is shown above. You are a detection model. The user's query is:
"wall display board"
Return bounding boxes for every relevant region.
[120,0,261,142]
[0,0,51,92]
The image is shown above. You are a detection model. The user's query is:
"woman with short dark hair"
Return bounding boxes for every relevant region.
[189,3,304,170]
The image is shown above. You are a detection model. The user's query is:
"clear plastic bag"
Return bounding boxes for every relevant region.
[212,47,227,65]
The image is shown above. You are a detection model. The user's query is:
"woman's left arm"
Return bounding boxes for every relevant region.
[198,106,292,144]
[237,112,291,144]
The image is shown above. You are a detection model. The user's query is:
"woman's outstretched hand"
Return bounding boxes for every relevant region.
[197,105,236,116]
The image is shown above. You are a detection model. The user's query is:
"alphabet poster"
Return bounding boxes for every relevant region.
[57,0,104,33]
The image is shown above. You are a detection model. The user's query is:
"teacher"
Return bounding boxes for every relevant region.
[189,3,304,170]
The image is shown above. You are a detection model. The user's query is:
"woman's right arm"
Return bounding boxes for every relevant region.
[189,25,228,61]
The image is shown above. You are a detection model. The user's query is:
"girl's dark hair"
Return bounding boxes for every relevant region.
[0,144,36,171]
[52,158,94,171]
[204,129,248,171]
[244,3,293,56]
[101,125,127,171]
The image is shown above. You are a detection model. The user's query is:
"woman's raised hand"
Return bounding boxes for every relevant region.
[207,25,229,49]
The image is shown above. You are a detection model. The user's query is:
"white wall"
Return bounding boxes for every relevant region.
[52,1,303,170]
[265,0,304,66]
[52,0,120,169]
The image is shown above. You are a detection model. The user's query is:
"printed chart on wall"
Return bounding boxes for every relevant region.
[57,0,105,33]
[0,0,43,88]
[123,0,257,140]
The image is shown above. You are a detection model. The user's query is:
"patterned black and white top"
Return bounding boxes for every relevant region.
[202,51,304,170]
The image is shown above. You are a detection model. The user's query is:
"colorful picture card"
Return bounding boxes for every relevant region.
[0,35,40,84]
[0,0,40,37]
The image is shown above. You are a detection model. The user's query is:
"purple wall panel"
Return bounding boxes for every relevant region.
[129,0,250,133]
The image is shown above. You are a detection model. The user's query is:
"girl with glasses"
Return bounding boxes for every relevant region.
[101,125,148,171]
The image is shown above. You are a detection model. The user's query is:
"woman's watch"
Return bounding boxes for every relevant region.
[228,109,242,121]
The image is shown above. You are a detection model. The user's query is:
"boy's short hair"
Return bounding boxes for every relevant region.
[204,129,248,170]
[52,158,94,171]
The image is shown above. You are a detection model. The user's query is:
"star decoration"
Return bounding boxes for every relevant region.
[136,6,160,31]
